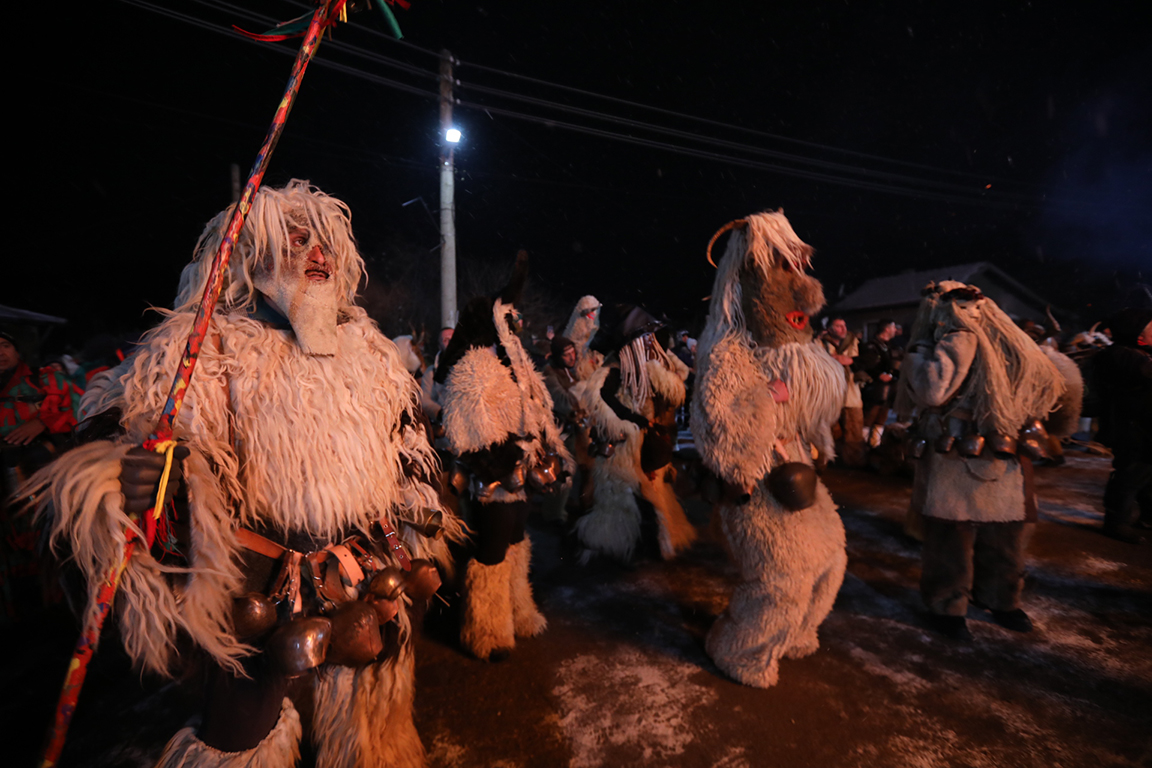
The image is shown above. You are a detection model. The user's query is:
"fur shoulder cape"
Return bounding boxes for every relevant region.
[26,306,460,677]
[440,300,571,469]
[691,336,844,488]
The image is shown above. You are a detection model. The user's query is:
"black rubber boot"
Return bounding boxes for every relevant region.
[928,614,972,641]
[991,609,1034,633]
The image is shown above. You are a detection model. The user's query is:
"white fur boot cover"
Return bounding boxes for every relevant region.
[705,481,847,689]
[637,464,697,559]
[508,537,547,637]
[461,557,515,660]
[312,650,424,768]
[574,457,642,563]
[154,698,301,768]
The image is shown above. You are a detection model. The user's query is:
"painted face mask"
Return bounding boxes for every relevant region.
[254,214,340,356]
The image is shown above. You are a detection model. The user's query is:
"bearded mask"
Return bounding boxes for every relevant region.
[254,216,340,356]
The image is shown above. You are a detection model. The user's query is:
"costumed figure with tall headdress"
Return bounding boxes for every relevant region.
[435,251,573,661]
[572,304,696,563]
[895,281,1064,639]
[25,180,464,768]
[563,295,605,381]
[690,211,847,688]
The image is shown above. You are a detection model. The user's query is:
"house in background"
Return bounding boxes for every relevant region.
[828,261,1064,341]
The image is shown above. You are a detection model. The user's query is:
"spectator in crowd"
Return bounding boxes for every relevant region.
[421,326,454,422]
[1,331,82,489]
[856,319,899,448]
[541,335,592,521]
[1094,308,1152,543]
[819,317,866,467]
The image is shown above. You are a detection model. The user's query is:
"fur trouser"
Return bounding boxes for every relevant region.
[706,483,846,689]
[576,461,695,563]
[837,407,866,468]
[155,698,301,768]
[312,653,425,768]
[461,538,546,660]
[155,653,425,768]
[921,518,1026,616]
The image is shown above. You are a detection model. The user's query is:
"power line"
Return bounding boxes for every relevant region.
[118,0,1106,212]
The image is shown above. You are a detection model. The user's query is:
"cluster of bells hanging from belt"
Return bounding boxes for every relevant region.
[908,418,1053,462]
[448,451,565,502]
[230,520,445,676]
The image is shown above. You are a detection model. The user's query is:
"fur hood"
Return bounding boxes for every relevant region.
[440,299,571,468]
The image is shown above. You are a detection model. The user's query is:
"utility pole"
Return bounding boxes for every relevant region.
[439,49,457,330]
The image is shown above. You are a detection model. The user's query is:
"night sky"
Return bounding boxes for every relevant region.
[11,0,1151,348]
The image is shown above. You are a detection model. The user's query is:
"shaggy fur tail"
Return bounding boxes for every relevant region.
[638,465,697,559]
[575,465,643,563]
[155,699,301,768]
[461,557,515,660]
[312,653,424,768]
[508,538,547,637]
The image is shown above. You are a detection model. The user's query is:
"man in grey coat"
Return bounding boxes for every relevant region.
[900,281,1064,640]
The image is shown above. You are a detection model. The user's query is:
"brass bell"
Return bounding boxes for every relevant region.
[987,433,1017,458]
[934,435,955,453]
[545,451,564,476]
[232,592,278,640]
[403,559,442,603]
[449,464,468,495]
[267,616,332,677]
[957,433,985,458]
[909,437,929,459]
[502,464,526,492]
[1017,437,1046,461]
[369,566,406,601]
[402,510,445,540]
[367,595,398,624]
[324,601,384,667]
[1018,419,1050,461]
[528,462,557,490]
[766,462,818,512]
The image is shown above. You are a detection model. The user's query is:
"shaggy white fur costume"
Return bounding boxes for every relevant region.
[28,307,461,768]
[690,212,848,688]
[572,355,697,562]
[440,300,571,659]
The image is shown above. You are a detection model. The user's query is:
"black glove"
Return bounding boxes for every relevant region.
[120,445,190,517]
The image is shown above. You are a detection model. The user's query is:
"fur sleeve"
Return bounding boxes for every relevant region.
[441,348,521,455]
[906,331,977,408]
[689,336,779,487]
[24,442,248,678]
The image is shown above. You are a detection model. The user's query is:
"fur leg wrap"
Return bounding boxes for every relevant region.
[154,698,301,768]
[706,484,846,689]
[574,462,642,563]
[638,465,697,559]
[461,557,515,660]
[312,651,425,768]
[508,538,547,637]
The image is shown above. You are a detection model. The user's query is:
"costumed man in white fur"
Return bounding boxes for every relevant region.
[895,281,1063,640]
[572,304,696,563]
[434,251,573,662]
[563,295,605,381]
[26,180,464,768]
[690,211,848,689]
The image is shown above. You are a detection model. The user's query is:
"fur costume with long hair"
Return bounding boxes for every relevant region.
[25,180,463,768]
[436,253,573,660]
[689,211,847,689]
[563,295,605,381]
[898,281,1065,524]
[572,334,697,563]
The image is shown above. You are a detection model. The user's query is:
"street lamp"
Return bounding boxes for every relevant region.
[445,127,461,144]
